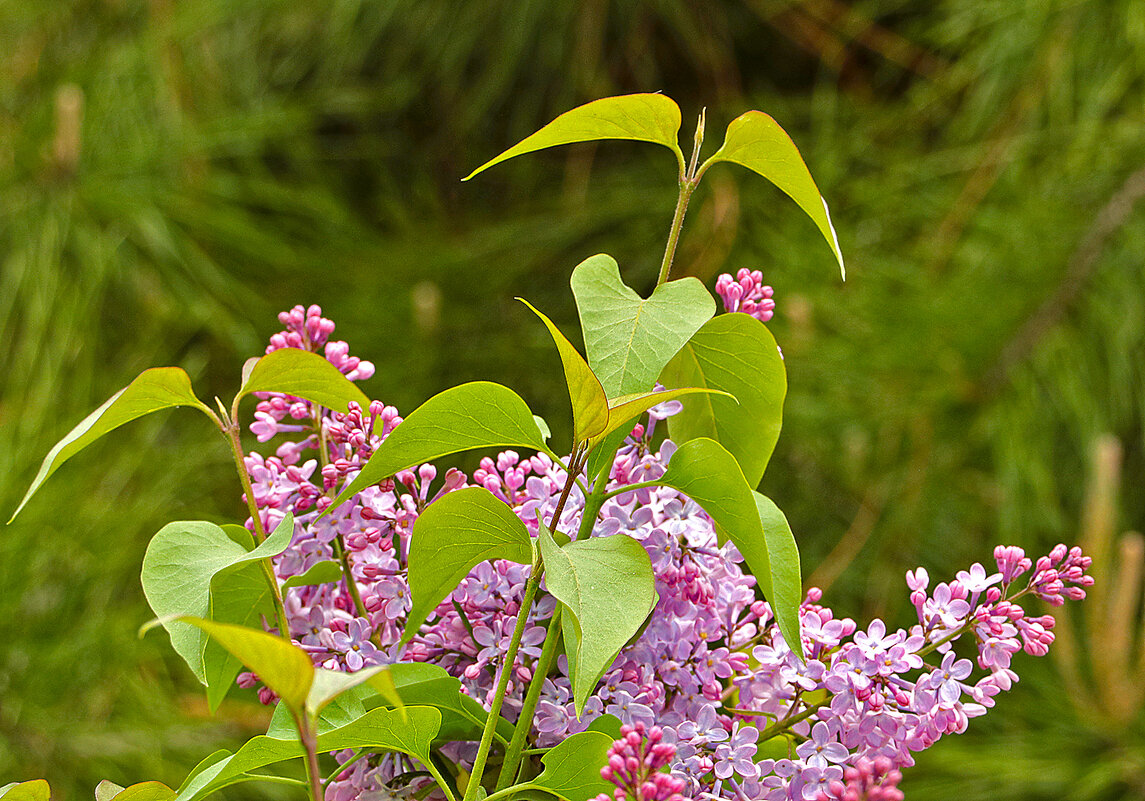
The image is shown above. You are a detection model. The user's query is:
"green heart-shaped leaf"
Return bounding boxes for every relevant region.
[657,438,802,655]
[404,487,534,643]
[325,382,547,515]
[571,254,714,399]
[704,111,844,278]
[237,347,370,413]
[9,367,213,522]
[464,94,684,180]
[537,521,657,713]
[660,312,786,487]
[529,730,614,801]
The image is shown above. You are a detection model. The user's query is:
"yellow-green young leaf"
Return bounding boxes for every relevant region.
[9,367,214,522]
[306,666,401,717]
[588,387,735,450]
[704,111,844,279]
[570,255,714,399]
[281,560,343,589]
[0,781,50,801]
[325,382,546,515]
[537,521,657,714]
[404,487,534,643]
[102,783,175,801]
[464,94,684,180]
[178,618,314,713]
[657,438,803,656]
[660,313,786,488]
[237,347,370,414]
[96,780,126,801]
[519,298,608,444]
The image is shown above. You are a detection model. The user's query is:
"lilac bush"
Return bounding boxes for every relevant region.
[6,94,1091,801]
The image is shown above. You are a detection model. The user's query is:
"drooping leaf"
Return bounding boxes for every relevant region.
[173,707,441,801]
[570,255,714,399]
[325,382,546,514]
[657,438,802,654]
[529,730,614,801]
[177,617,315,712]
[0,781,50,801]
[537,522,657,713]
[751,492,803,653]
[704,111,844,278]
[237,347,370,413]
[404,487,533,642]
[204,562,276,712]
[307,666,399,716]
[660,313,786,487]
[140,514,293,686]
[9,367,213,521]
[464,94,684,180]
[590,387,734,449]
[519,299,608,444]
[281,560,343,589]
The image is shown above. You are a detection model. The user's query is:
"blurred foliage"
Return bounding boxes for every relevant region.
[0,0,1143,799]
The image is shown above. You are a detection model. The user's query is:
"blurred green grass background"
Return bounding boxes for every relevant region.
[1,1,1143,798]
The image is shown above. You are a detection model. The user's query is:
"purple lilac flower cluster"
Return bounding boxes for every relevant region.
[240,291,1091,801]
[814,757,903,801]
[596,723,686,801]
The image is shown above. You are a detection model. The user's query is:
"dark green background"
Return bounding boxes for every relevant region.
[2,1,1143,799]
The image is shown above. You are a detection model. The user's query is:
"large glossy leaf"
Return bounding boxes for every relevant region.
[570,255,714,399]
[174,707,442,801]
[519,299,608,444]
[704,111,844,278]
[537,522,656,713]
[529,731,614,801]
[660,313,786,487]
[9,367,213,521]
[0,781,50,801]
[178,617,314,712]
[463,94,684,180]
[326,382,546,514]
[751,492,803,652]
[140,514,293,688]
[404,487,533,642]
[657,438,802,654]
[237,347,370,413]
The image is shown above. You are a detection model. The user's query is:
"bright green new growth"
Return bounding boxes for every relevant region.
[657,438,803,655]
[237,347,372,412]
[463,93,686,180]
[404,486,534,642]
[537,518,657,714]
[702,111,845,279]
[8,367,214,522]
[660,312,787,488]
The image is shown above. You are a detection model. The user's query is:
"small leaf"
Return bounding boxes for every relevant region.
[173,707,442,801]
[705,111,844,278]
[570,255,714,399]
[307,666,399,716]
[9,368,213,521]
[657,439,802,654]
[325,382,546,514]
[590,387,733,449]
[102,784,174,801]
[96,781,125,801]
[0,781,50,801]
[530,731,614,801]
[660,313,786,487]
[281,560,343,589]
[519,299,608,444]
[176,617,314,713]
[237,348,370,413]
[404,487,533,642]
[533,415,552,442]
[464,94,684,180]
[140,514,293,686]
[537,522,657,713]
